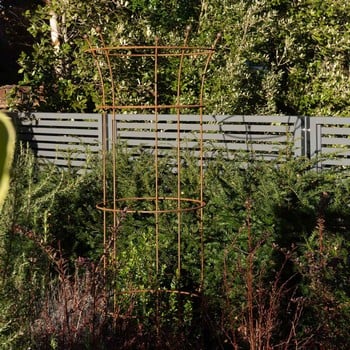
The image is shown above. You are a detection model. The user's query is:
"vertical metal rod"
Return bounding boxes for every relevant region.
[111,109,117,311]
[198,33,220,288]
[102,112,108,275]
[175,27,190,279]
[99,31,118,311]
[154,37,159,275]
[84,34,108,277]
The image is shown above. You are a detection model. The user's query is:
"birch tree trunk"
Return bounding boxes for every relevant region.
[46,0,70,74]
[49,9,60,53]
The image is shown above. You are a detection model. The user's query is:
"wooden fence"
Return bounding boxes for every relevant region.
[12,112,350,170]
[308,117,350,169]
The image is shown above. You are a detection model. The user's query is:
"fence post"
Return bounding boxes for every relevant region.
[301,116,310,159]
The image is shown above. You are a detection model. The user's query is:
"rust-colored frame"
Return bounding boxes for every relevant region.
[85,27,218,298]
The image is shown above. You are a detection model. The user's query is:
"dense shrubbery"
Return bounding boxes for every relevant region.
[9,0,350,117]
[1,145,350,349]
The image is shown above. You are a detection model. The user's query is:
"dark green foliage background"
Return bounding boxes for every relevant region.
[9,0,350,117]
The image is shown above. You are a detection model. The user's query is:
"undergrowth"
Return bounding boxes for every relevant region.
[0,145,350,349]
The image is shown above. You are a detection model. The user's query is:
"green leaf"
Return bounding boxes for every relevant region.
[0,113,16,209]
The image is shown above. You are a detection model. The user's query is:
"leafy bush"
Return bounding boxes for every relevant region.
[1,145,350,348]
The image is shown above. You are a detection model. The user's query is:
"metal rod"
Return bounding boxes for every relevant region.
[154,37,159,275]
[96,103,203,110]
[198,33,220,288]
[175,26,190,279]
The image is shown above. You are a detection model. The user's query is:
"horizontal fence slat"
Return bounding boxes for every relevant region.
[116,122,296,134]
[196,114,297,123]
[119,139,286,153]
[21,112,100,120]
[320,148,350,156]
[23,120,100,128]
[18,127,100,137]
[20,134,100,144]
[35,149,94,159]
[116,131,291,142]
[320,159,350,166]
[119,139,190,148]
[213,143,285,152]
[21,141,100,152]
[108,113,300,123]
[37,158,91,168]
[321,127,350,136]
[321,137,350,146]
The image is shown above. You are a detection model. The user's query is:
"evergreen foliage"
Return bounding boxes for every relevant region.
[1,146,350,348]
